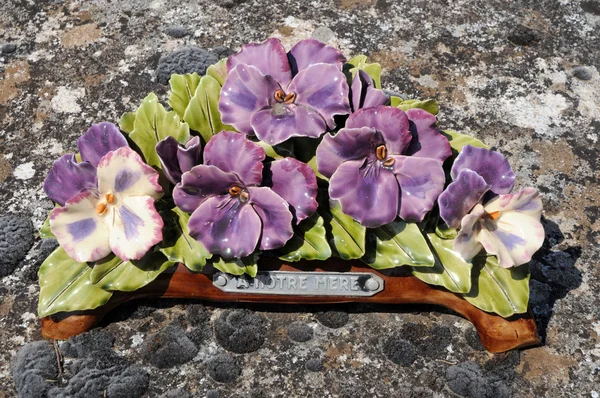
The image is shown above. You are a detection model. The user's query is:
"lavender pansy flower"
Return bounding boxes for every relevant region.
[437,145,516,228]
[316,106,451,227]
[173,131,318,259]
[350,69,388,111]
[454,188,544,268]
[219,38,351,145]
[156,136,202,185]
[44,122,128,206]
[50,147,164,262]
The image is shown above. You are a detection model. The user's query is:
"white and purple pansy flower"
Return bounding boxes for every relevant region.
[316,105,451,228]
[43,122,128,206]
[218,38,351,145]
[49,147,164,262]
[437,145,543,268]
[173,131,318,259]
[156,136,202,185]
[454,188,544,268]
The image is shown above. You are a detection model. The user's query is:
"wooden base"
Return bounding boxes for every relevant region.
[41,259,539,353]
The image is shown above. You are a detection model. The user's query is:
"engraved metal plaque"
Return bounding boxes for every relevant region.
[212,271,384,297]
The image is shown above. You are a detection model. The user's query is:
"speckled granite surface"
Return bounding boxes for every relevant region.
[0,0,598,396]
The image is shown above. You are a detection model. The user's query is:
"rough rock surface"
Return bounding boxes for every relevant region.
[1,0,599,396]
[0,215,34,277]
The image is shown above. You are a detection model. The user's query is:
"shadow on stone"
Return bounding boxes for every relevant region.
[529,217,582,343]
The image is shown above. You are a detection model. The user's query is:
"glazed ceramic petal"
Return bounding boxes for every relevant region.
[177,136,202,175]
[288,63,350,130]
[451,145,516,195]
[329,159,399,228]
[316,127,382,178]
[403,108,452,163]
[478,188,544,268]
[226,38,292,86]
[454,203,485,261]
[173,165,243,213]
[219,64,281,134]
[43,154,98,206]
[156,136,183,185]
[188,195,262,259]
[203,131,265,186]
[268,158,318,223]
[248,186,294,250]
[393,155,446,222]
[50,191,111,262]
[350,70,388,111]
[77,122,128,167]
[438,169,490,228]
[97,147,163,200]
[483,187,543,218]
[345,106,412,155]
[109,196,164,261]
[250,103,327,145]
[287,38,346,75]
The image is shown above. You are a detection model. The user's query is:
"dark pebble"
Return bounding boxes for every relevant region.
[305,358,324,372]
[206,389,220,398]
[287,321,314,342]
[155,47,218,85]
[445,361,510,398]
[220,0,246,9]
[572,66,593,81]
[161,389,191,398]
[12,341,58,398]
[581,0,600,15]
[316,310,349,328]
[464,328,486,351]
[0,215,35,278]
[382,337,417,366]
[206,354,241,383]
[507,25,539,46]
[140,324,198,368]
[166,26,188,38]
[214,309,266,353]
[2,43,16,53]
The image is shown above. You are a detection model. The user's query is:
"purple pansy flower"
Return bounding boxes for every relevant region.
[316,106,451,227]
[44,122,128,206]
[173,131,318,259]
[156,136,202,185]
[437,145,516,229]
[49,147,164,262]
[218,38,351,145]
[350,70,388,111]
[454,188,544,268]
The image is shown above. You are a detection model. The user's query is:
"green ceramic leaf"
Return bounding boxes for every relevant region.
[363,221,434,270]
[159,208,212,272]
[39,214,55,239]
[348,54,382,89]
[435,224,458,240]
[210,254,258,278]
[390,97,439,115]
[320,200,366,260]
[255,140,295,159]
[128,93,191,168]
[90,252,175,292]
[411,233,472,293]
[463,256,530,317]
[183,75,234,143]
[206,58,228,86]
[278,213,332,261]
[38,247,113,317]
[119,111,137,134]
[169,73,201,119]
[441,130,489,153]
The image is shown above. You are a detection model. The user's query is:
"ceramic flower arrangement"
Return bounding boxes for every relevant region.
[38,38,544,320]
